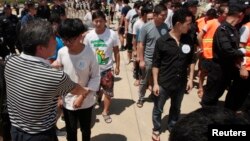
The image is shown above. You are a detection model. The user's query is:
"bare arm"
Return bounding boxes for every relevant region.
[113,46,120,75]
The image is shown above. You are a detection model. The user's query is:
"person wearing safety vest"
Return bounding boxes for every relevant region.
[223,21,250,112]
[197,5,228,98]
[196,8,217,33]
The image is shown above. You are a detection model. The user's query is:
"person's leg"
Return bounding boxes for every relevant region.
[133,61,140,86]
[126,33,133,63]
[137,61,152,107]
[201,62,228,106]
[62,108,78,141]
[78,107,93,141]
[101,69,114,123]
[168,86,186,131]
[152,86,170,140]
[2,113,11,141]
[225,73,250,111]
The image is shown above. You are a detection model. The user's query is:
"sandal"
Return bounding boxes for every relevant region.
[102,114,112,123]
[152,131,160,141]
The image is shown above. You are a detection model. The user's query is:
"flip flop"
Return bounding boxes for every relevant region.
[152,131,160,141]
[102,114,112,123]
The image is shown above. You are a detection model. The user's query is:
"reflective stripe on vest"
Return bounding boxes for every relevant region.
[202,19,220,59]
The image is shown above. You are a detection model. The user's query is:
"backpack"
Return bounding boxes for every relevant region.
[130,14,139,31]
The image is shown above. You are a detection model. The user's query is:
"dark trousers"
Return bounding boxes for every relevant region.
[202,62,236,106]
[63,106,93,141]
[11,126,58,141]
[225,72,250,111]
[133,61,141,80]
[152,86,185,132]
[0,113,11,141]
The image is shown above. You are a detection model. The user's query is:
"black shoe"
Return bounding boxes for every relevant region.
[137,100,144,108]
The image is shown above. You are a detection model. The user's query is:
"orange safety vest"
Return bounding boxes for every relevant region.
[243,22,250,71]
[196,17,206,33]
[202,19,220,59]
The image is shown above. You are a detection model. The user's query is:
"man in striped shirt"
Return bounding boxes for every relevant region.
[4,19,88,141]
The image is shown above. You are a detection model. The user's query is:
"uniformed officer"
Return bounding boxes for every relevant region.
[201,4,246,106]
[0,4,19,60]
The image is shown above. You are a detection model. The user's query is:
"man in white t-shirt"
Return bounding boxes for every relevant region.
[84,10,120,123]
[54,18,100,141]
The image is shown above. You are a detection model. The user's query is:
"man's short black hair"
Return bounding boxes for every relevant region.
[172,8,193,26]
[20,19,54,56]
[58,18,87,40]
[153,4,167,15]
[228,4,246,16]
[92,10,106,21]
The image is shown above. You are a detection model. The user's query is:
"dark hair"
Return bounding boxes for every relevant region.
[58,18,87,40]
[141,7,148,17]
[123,0,129,4]
[49,13,61,24]
[206,8,218,19]
[172,8,193,26]
[133,1,142,9]
[90,2,101,11]
[228,4,246,16]
[19,19,54,55]
[92,10,106,21]
[169,107,250,141]
[153,4,167,15]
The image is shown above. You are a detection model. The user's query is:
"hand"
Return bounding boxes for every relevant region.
[197,88,203,99]
[240,66,248,79]
[186,79,193,94]
[238,48,246,54]
[51,60,63,70]
[57,97,63,109]
[115,67,120,75]
[153,84,160,96]
[139,60,145,70]
[73,95,85,108]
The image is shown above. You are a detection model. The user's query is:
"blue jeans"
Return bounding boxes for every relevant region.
[152,86,185,132]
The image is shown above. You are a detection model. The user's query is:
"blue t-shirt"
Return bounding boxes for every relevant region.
[49,36,64,60]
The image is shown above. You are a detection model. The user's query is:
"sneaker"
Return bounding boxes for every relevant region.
[136,100,144,108]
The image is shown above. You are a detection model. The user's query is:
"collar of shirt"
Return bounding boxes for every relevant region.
[20,52,50,66]
[223,21,236,30]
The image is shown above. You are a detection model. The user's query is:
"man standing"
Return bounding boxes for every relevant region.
[152,9,194,141]
[84,11,120,123]
[5,19,88,141]
[201,4,246,107]
[137,4,168,108]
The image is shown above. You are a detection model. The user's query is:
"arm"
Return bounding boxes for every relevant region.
[113,46,120,75]
[138,25,147,69]
[197,30,205,51]
[152,40,161,96]
[218,29,245,58]
[186,63,195,94]
[152,67,160,96]
[87,52,101,92]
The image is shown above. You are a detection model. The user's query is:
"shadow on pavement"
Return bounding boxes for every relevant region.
[114,77,122,82]
[93,98,135,116]
[91,133,127,141]
[161,114,187,133]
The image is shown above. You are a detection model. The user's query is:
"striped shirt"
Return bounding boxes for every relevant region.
[5,54,76,134]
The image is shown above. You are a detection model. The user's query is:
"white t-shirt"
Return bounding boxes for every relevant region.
[83,12,94,30]
[57,46,100,110]
[132,18,145,41]
[240,25,250,43]
[84,28,120,72]
[126,9,137,34]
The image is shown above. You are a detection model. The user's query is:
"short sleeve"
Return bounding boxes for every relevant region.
[56,72,76,96]
[240,26,250,44]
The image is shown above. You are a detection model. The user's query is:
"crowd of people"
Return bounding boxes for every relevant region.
[1,0,250,141]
